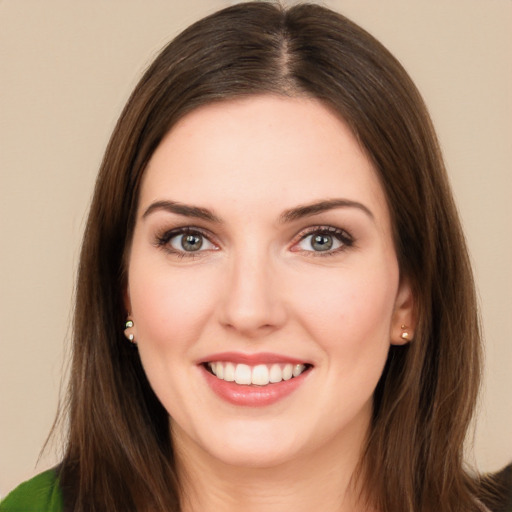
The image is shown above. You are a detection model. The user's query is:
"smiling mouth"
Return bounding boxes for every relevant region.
[204,362,311,386]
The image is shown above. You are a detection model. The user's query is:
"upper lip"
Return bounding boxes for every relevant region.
[199,351,311,366]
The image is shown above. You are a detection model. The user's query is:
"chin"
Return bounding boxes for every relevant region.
[208,439,302,469]
[186,417,309,469]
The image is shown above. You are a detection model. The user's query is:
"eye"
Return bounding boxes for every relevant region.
[157,228,217,255]
[294,226,353,254]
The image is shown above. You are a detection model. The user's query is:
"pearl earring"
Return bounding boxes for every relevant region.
[124,318,136,343]
[400,324,411,341]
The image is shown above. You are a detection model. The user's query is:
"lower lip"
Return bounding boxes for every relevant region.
[201,365,310,407]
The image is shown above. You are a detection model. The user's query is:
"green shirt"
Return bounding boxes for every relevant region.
[0,469,62,512]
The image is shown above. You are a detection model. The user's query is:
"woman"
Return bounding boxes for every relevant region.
[1,2,508,511]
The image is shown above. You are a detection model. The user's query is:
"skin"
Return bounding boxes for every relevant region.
[125,95,414,512]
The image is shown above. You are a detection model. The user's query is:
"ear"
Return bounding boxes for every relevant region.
[390,276,416,345]
[122,285,138,344]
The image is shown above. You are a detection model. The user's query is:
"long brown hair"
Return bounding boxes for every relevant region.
[58,2,484,510]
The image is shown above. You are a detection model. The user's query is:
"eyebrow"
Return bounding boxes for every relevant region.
[142,198,373,224]
[142,200,222,223]
[279,198,374,223]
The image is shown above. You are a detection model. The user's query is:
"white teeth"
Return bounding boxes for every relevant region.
[269,364,282,383]
[207,361,308,386]
[282,363,293,381]
[293,364,306,377]
[234,364,252,385]
[224,362,235,382]
[252,364,270,386]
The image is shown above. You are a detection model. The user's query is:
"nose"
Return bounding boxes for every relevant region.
[218,249,287,338]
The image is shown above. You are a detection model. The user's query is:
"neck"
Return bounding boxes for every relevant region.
[173,419,375,512]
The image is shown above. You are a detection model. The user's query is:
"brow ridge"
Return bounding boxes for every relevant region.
[142,200,222,223]
[279,198,374,223]
[142,198,373,224]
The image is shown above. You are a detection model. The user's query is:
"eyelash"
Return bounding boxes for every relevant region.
[293,225,354,257]
[154,225,354,258]
[154,227,216,259]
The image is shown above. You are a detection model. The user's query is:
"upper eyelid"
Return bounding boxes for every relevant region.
[156,226,218,246]
[159,225,214,238]
[158,224,351,237]
[293,225,353,240]
[154,224,354,249]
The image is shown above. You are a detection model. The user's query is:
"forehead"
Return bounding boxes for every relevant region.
[139,95,389,225]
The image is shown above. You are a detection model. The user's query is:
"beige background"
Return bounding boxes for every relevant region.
[1,0,511,497]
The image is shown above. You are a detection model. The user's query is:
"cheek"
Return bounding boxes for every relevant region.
[128,259,219,351]
[127,260,222,417]
[291,263,398,356]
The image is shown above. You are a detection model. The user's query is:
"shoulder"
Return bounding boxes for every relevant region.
[0,469,62,512]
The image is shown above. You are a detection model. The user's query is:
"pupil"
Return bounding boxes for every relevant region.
[312,234,332,251]
[182,234,203,251]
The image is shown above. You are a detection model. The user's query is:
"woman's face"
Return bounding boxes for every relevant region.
[126,95,413,469]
